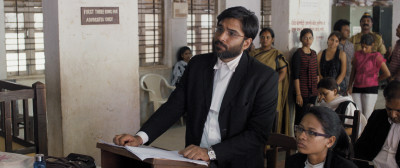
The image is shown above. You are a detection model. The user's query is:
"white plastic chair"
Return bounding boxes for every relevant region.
[140,74,184,125]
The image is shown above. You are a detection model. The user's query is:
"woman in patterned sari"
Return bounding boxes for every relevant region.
[250,27,291,134]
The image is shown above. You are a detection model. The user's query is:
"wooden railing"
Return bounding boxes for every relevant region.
[0,80,48,155]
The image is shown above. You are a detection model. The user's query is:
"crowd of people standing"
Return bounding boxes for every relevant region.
[246,12,399,136]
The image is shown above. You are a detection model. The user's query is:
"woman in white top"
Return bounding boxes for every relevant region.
[171,46,192,86]
[316,77,367,137]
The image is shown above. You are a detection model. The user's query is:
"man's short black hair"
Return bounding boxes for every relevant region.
[384,80,400,101]
[217,6,259,40]
[333,19,350,32]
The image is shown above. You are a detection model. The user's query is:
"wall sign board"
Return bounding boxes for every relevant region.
[81,7,119,25]
[173,2,188,18]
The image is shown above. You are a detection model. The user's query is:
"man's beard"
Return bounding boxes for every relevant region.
[390,117,400,124]
[390,115,400,124]
[213,40,244,59]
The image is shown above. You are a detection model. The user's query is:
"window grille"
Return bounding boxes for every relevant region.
[4,0,44,76]
[261,0,272,28]
[138,0,164,66]
[187,0,216,56]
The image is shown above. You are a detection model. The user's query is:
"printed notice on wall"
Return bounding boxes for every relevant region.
[289,0,330,52]
[81,7,119,25]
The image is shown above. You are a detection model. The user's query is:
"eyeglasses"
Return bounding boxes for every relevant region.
[294,125,331,138]
[215,27,244,38]
[386,106,400,113]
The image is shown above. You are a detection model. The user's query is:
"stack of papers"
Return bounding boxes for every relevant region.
[99,140,208,166]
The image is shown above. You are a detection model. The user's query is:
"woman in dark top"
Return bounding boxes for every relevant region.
[292,28,319,125]
[317,31,347,95]
[285,106,357,168]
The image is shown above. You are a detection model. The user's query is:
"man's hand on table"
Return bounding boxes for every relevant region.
[113,134,143,147]
[179,145,210,161]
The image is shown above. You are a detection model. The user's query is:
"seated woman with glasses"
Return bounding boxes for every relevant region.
[285,106,357,168]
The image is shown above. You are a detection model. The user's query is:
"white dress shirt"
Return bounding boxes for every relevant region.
[199,54,242,148]
[373,118,400,168]
[136,53,243,147]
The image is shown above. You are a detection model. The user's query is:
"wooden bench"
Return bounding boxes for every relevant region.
[0,80,48,155]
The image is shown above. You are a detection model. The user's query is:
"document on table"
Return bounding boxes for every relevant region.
[98,140,208,166]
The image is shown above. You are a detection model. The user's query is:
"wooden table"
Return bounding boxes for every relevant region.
[97,143,208,168]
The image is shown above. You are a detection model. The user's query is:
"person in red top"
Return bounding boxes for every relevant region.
[292,28,319,125]
[348,33,391,119]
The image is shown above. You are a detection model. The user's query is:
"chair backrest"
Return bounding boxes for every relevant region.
[338,110,360,145]
[140,74,174,102]
[265,133,297,168]
[0,80,48,155]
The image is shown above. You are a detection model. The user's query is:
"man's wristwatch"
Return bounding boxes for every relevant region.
[207,147,217,161]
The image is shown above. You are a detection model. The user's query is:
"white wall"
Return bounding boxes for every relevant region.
[0,0,6,79]
[328,0,334,34]
[43,0,63,156]
[225,0,262,47]
[393,0,400,46]
[272,0,331,56]
[43,0,141,165]
[165,1,188,67]
[271,0,290,56]
[288,0,331,54]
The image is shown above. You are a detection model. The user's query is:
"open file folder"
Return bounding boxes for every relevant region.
[98,140,208,166]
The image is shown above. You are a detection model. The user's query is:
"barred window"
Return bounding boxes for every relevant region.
[138,0,164,66]
[261,0,272,28]
[187,0,216,56]
[4,0,44,76]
